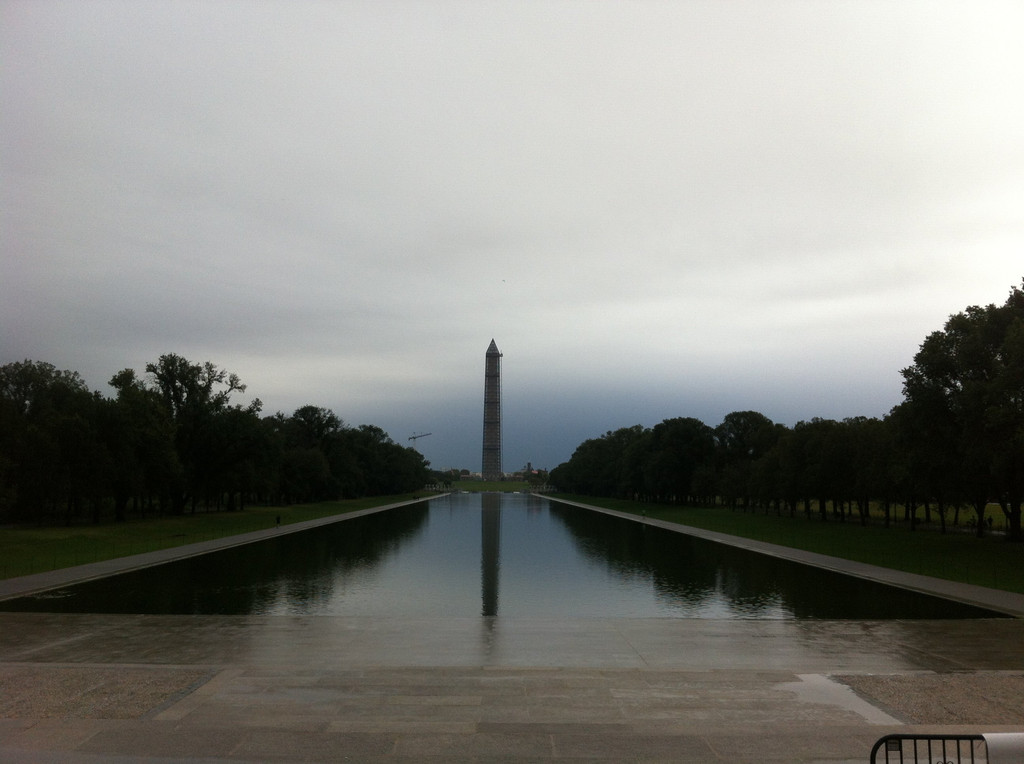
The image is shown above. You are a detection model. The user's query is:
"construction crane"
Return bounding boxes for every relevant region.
[408,432,432,447]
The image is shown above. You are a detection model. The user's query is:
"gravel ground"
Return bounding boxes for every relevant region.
[836,671,1024,725]
[0,665,212,719]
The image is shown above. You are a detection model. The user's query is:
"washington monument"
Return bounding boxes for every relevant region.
[481,339,502,480]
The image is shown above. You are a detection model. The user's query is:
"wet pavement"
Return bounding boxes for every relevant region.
[1,498,1023,762]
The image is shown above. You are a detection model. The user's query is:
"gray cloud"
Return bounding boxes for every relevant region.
[3,0,1023,472]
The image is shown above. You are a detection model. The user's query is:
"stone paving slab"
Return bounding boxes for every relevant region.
[1,613,1023,761]
[3,659,1017,762]
[100,665,895,760]
[0,665,212,719]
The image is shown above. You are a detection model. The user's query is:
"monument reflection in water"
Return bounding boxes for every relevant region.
[481,493,500,617]
[0,493,1004,619]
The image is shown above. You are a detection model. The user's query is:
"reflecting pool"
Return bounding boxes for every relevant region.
[0,493,1002,619]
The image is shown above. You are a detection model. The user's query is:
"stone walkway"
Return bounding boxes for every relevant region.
[1,614,1023,762]
[1,497,1023,762]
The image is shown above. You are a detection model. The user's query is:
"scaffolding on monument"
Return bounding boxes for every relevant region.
[481,339,502,480]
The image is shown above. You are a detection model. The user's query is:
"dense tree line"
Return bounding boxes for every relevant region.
[0,353,430,525]
[551,281,1024,542]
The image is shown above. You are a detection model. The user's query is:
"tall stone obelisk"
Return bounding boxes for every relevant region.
[481,339,502,480]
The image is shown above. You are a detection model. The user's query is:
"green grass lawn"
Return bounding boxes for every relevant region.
[0,493,431,580]
[550,494,1024,595]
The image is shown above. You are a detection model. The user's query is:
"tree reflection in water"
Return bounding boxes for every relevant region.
[0,495,1004,620]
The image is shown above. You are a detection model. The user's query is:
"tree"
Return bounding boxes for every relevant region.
[795,418,845,521]
[619,428,653,499]
[845,417,893,527]
[270,406,346,502]
[714,411,782,510]
[205,404,272,511]
[645,418,715,505]
[142,354,256,513]
[106,368,180,519]
[341,424,429,496]
[772,425,809,517]
[1,354,432,522]
[0,360,102,522]
[549,426,649,498]
[288,405,344,450]
[900,282,1024,540]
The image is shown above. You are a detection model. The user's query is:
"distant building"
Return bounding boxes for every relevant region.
[481,339,502,480]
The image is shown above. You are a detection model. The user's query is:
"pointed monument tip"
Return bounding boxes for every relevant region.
[487,339,499,354]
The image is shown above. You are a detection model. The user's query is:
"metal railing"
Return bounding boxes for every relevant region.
[871,734,986,763]
[872,734,1024,764]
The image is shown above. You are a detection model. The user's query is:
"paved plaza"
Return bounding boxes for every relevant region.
[1,499,1023,762]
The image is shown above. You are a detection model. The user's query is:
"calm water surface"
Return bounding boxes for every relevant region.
[2,493,1000,619]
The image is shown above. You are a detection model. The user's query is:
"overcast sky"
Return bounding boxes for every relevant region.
[3,1,1022,472]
